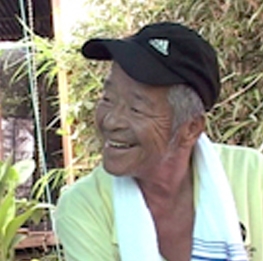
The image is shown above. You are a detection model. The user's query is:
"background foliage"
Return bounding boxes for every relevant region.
[0,158,49,261]
[33,0,263,172]
[0,48,33,118]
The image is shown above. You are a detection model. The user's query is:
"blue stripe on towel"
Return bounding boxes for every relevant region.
[192,255,227,261]
[192,238,248,260]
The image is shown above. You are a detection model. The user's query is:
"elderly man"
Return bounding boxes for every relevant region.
[55,22,263,261]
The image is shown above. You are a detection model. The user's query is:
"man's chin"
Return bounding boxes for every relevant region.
[102,161,134,177]
[102,160,140,177]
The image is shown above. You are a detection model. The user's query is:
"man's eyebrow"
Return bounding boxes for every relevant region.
[102,80,153,107]
[132,91,153,107]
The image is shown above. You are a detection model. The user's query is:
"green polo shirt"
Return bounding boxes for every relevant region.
[55,144,263,261]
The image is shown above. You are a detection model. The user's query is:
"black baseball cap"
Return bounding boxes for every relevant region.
[81,22,221,111]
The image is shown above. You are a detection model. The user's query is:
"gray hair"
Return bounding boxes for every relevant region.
[167,84,205,131]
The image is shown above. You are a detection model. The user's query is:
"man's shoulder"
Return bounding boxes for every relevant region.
[213,143,263,157]
[67,164,112,195]
[213,143,263,175]
[213,144,263,260]
[56,165,113,218]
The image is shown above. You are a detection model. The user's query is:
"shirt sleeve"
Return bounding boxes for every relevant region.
[54,172,119,261]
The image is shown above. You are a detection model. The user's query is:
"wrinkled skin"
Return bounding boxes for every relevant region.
[95,62,175,178]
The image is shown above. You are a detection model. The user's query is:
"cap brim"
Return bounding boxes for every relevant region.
[81,38,186,86]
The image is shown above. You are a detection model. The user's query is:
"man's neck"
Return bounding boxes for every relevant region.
[136,149,195,261]
[135,148,194,211]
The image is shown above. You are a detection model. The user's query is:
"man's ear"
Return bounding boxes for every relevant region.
[178,115,205,148]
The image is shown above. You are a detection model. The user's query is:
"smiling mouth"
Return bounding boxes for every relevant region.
[107,140,135,149]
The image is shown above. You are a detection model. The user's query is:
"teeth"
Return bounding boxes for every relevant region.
[108,140,131,148]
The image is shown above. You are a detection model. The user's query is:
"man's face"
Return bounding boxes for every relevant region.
[95,63,174,177]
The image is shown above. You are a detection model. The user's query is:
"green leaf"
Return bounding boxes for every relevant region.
[0,191,16,235]
[9,233,27,250]
[221,121,252,142]
[4,208,35,253]
[0,157,12,182]
[247,3,263,29]
[9,59,28,84]
[13,159,35,185]
[3,203,51,254]
[31,172,52,200]
[0,160,19,199]
[30,208,46,225]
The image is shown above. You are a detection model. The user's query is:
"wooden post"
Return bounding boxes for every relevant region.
[51,0,74,184]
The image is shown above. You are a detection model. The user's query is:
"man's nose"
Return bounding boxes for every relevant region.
[102,106,128,131]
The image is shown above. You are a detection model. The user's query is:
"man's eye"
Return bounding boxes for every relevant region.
[131,107,141,114]
[102,96,111,103]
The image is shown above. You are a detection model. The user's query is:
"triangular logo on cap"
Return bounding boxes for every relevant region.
[149,38,169,56]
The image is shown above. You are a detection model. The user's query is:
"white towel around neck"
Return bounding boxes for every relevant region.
[113,133,248,261]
